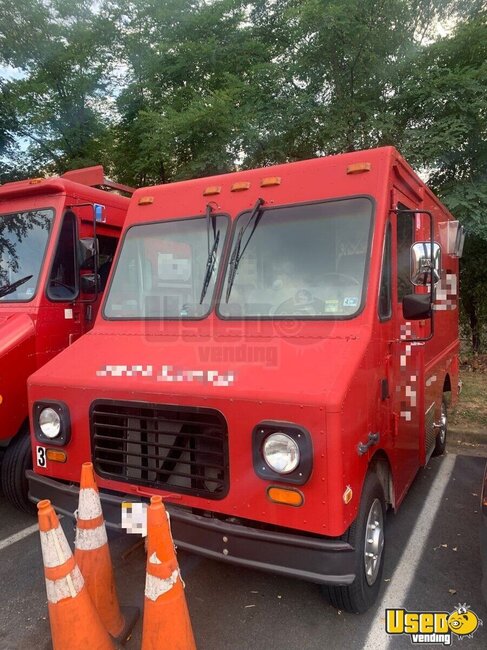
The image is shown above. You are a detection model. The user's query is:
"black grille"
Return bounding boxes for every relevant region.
[91,400,229,499]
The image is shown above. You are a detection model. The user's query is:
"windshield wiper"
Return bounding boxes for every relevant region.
[199,203,220,304]
[225,197,264,302]
[0,274,33,298]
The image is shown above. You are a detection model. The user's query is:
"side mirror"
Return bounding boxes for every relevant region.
[410,242,441,286]
[80,273,100,294]
[79,238,98,270]
[402,293,432,320]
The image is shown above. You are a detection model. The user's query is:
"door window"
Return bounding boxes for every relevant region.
[397,207,414,303]
[47,211,78,301]
[378,221,392,321]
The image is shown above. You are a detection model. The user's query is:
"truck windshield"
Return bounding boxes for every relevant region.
[0,209,54,302]
[219,197,373,318]
[104,215,229,319]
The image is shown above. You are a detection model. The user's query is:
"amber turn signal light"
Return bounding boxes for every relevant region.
[46,449,67,463]
[267,486,304,507]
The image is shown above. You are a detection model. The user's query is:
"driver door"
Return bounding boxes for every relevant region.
[390,195,424,502]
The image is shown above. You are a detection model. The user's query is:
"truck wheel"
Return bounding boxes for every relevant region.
[1,427,35,514]
[322,472,386,613]
[432,398,447,457]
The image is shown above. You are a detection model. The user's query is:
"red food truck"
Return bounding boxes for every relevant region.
[27,147,463,612]
[0,166,132,512]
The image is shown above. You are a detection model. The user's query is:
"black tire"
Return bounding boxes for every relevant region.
[321,472,386,613]
[432,397,447,457]
[1,426,36,514]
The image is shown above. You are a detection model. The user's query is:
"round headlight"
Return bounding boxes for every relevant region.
[263,432,300,474]
[39,407,61,439]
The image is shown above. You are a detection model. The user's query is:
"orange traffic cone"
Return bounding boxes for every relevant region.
[141,496,196,650]
[74,462,139,644]
[37,499,114,650]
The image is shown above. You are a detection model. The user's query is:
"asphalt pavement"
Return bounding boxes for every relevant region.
[0,446,486,650]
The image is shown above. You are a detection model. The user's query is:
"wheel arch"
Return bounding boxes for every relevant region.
[12,417,30,442]
[369,450,395,509]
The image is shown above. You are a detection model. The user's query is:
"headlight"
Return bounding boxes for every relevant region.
[39,408,61,438]
[253,421,313,485]
[263,432,300,474]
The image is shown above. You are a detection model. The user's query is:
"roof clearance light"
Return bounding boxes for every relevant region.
[138,196,154,206]
[267,486,304,507]
[231,181,251,192]
[29,178,43,185]
[346,162,372,174]
[260,176,281,187]
[203,186,221,196]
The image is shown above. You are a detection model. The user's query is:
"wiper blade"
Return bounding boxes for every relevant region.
[199,203,221,305]
[199,229,220,304]
[225,197,264,302]
[0,274,33,298]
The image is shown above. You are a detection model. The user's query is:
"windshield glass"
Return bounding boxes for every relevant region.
[0,209,54,302]
[104,215,229,319]
[219,197,373,318]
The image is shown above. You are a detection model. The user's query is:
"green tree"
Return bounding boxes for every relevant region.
[0,0,118,175]
[391,13,487,351]
[110,0,276,185]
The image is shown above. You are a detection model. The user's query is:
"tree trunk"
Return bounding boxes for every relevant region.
[469,306,480,353]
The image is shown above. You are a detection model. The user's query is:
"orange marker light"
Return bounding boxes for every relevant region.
[267,486,304,507]
[29,178,43,184]
[231,181,251,192]
[346,162,372,174]
[46,449,67,463]
[343,485,353,504]
[260,176,281,187]
[203,186,221,196]
[138,196,154,205]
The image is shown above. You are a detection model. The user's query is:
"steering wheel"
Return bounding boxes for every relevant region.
[322,272,360,286]
[50,279,73,291]
[274,289,325,316]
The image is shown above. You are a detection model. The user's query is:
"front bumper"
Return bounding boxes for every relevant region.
[27,470,355,586]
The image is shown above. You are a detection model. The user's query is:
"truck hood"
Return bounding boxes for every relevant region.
[28,323,371,408]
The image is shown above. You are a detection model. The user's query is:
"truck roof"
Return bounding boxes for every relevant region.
[126,146,454,226]
[0,165,132,208]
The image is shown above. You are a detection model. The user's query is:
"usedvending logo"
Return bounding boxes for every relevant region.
[386,604,482,645]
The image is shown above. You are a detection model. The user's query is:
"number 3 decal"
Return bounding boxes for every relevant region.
[36,446,47,468]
